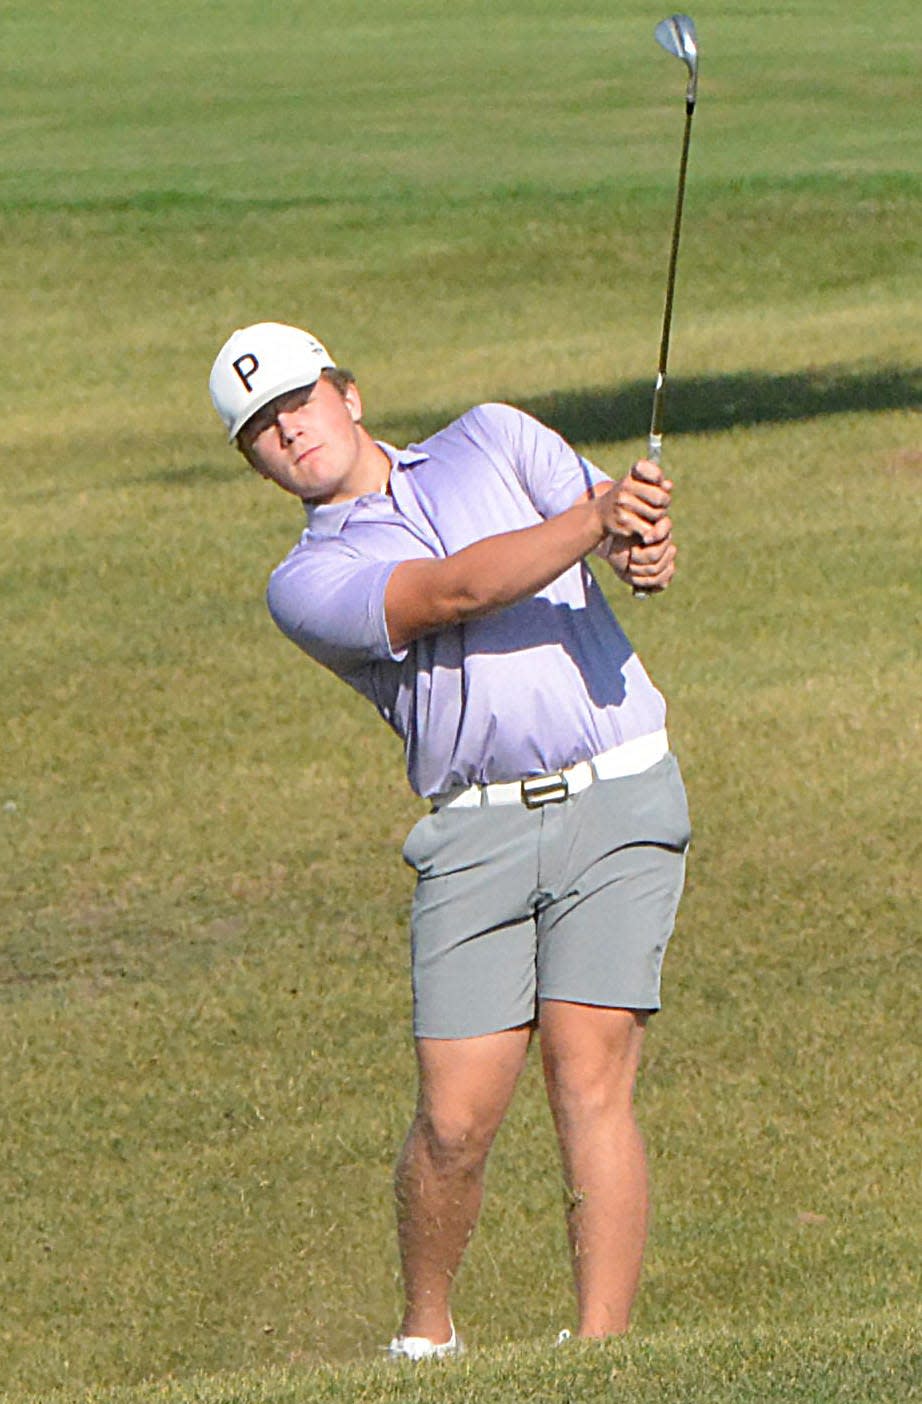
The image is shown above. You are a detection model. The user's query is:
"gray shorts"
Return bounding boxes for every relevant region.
[402,753,691,1039]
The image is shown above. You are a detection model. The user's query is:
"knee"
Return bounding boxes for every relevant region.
[548,1057,640,1125]
[415,1105,496,1175]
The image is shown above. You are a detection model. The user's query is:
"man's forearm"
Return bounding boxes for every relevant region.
[439,499,608,616]
[385,497,609,649]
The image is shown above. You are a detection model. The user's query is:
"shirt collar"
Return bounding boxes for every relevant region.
[303,441,428,537]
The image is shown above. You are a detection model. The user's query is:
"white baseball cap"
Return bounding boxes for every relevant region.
[209,322,336,440]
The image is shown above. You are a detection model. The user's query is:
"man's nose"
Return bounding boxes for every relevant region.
[276,412,300,443]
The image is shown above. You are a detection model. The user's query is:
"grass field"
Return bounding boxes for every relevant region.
[1,1,920,1400]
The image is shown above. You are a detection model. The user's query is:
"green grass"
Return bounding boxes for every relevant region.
[16,1318,922,1404]
[1,0,920,1400]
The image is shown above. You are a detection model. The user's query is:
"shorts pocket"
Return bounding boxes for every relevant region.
[580,753,691,854]
[659,754,692,851]
[402,813,436,870]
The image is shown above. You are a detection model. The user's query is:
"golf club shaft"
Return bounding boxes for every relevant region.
[634,95,695,598]
[649,98,694,462]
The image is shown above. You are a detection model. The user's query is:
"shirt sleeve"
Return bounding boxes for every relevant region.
[469,402,611,517]
[266,541,406,674]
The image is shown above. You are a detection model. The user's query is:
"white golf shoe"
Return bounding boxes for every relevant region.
[386,1320,464,1361]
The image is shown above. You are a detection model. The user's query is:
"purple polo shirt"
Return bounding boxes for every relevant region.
[267,403,666,797]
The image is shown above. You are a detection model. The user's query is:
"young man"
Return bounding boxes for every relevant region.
[209,321,690,1357]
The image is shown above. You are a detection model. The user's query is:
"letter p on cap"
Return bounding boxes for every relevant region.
[232,353,259,392]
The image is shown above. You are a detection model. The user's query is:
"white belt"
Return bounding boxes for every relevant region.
[433,729,669,810]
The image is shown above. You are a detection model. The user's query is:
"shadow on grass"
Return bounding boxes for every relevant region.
[140,364,918,488]
[379,363,920,447]
[141,460,244,487]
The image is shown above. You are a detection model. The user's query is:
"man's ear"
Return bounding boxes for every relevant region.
[344,382,364,423]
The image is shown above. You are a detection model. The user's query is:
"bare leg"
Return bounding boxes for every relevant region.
[395,1025,532,1342]
[540,1001,648,1337]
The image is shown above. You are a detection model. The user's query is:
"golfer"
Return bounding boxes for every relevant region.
[209,322,690,1356]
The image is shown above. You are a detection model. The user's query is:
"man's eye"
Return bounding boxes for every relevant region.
[245,387,312,444]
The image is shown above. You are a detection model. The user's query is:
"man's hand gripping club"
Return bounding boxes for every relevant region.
[592,459,676,593]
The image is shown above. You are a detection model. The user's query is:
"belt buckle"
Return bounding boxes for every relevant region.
[520,772,569,808]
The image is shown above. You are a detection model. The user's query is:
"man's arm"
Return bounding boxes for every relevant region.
[385,460,673,651]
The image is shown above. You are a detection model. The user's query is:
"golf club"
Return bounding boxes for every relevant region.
[633,12,699,598]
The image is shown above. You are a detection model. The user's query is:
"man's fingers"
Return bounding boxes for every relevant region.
[608,511,673,547]
[630,458,673,489]
[592,470,672,534]
[612,473,672,518]
[631,457,662,481]
[628,540,677,588]
[630,543,670,569]
[611,511,657,542]
[624,478,672,510]
[632,516,672,548]
[631,547,676,577]
[601,496,671,540]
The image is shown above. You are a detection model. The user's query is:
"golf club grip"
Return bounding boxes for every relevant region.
[632,432,663,599]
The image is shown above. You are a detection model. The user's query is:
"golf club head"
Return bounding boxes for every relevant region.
[654,14,698,107]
